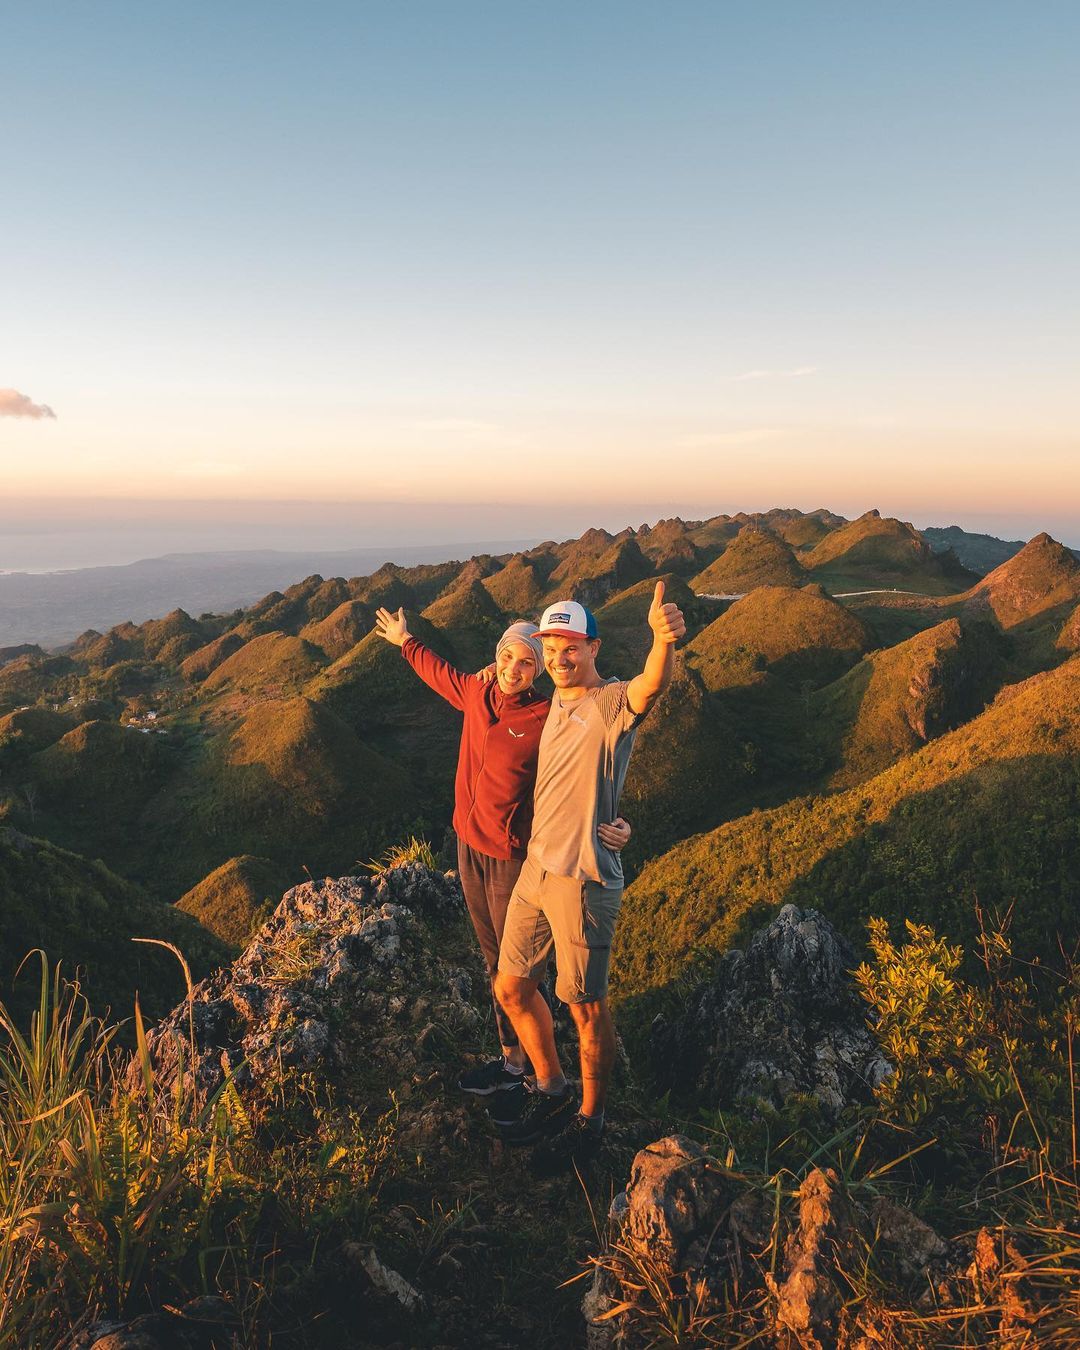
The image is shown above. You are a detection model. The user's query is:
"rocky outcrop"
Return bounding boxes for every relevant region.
[900,618,981,742]
[586,1140,992,1350]
[583,1135,769,1347]
[651,904,892,1115]
[135,863,477,1104]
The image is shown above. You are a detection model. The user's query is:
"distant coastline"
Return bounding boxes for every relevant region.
[0,540,542,648]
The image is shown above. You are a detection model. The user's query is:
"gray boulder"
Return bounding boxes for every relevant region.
[651,903,891,1114]
[132,863,478,1103]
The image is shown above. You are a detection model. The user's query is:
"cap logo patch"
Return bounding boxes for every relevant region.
[549,612,571,624]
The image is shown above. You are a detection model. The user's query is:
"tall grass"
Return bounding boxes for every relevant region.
[0,949,400,1348]
[363,835,436,874]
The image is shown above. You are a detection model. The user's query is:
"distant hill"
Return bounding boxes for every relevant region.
[810,617,1005,789]
[687,584,869,689]
[767,507,846,551]
[690,525,806,593]
[961,531,1080,629]
[176,853,292,948]
[805,510,978,593]
[481,553,551,613]
[543,533,655,608]
[923,525,1025,575]
[633,518,704,573]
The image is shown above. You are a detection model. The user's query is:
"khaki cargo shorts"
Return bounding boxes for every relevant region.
[497,855,622,1004]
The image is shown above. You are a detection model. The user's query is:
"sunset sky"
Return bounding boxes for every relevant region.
[3,2,1078,556]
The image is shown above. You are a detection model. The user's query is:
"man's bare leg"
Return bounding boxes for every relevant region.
[568,997,615,1117]
[494,973,563,1084]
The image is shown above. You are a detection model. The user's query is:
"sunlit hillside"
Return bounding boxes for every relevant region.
[613,652,1080,1001]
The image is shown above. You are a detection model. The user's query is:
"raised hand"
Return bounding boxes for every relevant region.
[474,663,496,683]
[374,606,411,647]
[647,579,686,645]
[597,816,632,853]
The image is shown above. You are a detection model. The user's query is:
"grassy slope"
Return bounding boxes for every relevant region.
[613,653,1080,1002]
[186,695,415,882]
[176,853,292,947]
[810,617,1007,789]
[0,827,229,1024]
[687,584,870,690]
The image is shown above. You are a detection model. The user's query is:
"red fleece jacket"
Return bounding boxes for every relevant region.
[401,637,550,861]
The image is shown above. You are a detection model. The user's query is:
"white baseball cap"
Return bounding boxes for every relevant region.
[535,599,598,639]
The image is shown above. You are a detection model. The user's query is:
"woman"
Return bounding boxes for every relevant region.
[373,606,630,1099]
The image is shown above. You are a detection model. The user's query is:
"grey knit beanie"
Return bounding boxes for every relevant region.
[495,620,544,668]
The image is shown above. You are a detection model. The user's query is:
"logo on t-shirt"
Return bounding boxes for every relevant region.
[508,728,524,738]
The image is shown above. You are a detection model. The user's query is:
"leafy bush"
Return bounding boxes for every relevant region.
[856,914,1080,1176]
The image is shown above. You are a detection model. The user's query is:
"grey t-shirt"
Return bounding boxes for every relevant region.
[527,677,645,887]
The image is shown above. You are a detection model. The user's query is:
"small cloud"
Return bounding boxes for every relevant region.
[0,388,56,419]
[728,366,818,383]
[678,428,784,449]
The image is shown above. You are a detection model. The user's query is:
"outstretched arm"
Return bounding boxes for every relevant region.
[626,580,686,716]
[374,606,470,711]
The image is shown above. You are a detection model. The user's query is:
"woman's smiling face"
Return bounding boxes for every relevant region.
[496,640,538,694]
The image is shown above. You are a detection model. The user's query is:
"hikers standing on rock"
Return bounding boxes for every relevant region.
[494,584,685,1172]
[373,608,631,1110]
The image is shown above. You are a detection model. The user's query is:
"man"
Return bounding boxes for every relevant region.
[493,580,685,1169]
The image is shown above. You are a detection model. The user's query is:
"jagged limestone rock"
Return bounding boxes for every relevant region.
[134,863,478,1103]
[583,1135,753,1348]
[588,1141,965,1349]
[651,903,892,1114]
[769,1167,851,1349]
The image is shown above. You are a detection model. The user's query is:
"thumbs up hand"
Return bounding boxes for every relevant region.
[647,578,686,645]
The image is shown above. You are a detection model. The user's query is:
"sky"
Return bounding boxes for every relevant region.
[2,1,1078,561]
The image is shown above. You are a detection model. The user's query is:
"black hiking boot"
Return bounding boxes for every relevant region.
[458,1056,526,1097]
[529,1112,604,1177]
[487,1078,527,1126]
[498,1082,577,1147]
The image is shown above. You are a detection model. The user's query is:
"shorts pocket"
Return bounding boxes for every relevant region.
[574,882,620,950]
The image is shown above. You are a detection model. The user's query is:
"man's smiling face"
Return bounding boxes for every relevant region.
[542,634,600,688]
